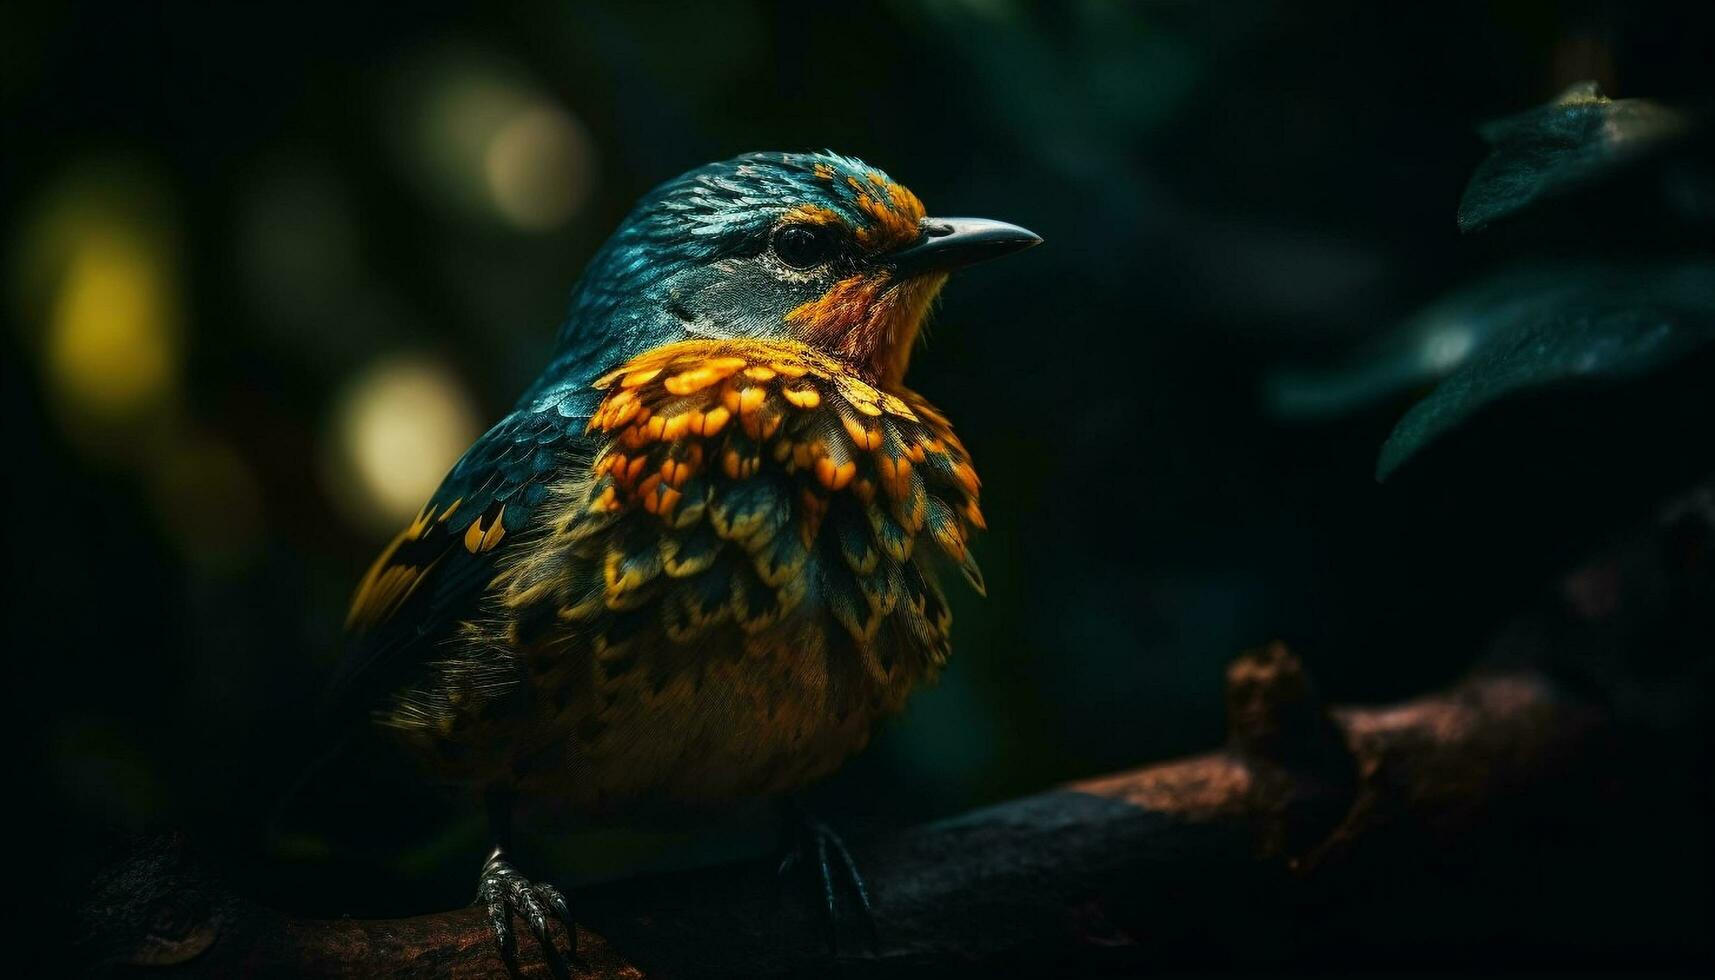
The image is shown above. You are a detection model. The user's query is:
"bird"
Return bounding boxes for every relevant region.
[332,150,1040,967]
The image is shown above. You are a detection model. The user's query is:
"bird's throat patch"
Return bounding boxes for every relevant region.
[784,166,939,386]
[785,271,948,387]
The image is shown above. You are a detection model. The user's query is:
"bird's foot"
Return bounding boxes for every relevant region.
[777,807,879,957]
[476,846,576,974]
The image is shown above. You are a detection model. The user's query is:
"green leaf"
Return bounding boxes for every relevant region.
[1265,265,1593,422]
[1458,81,1692,233]
[1376,260,1715,480]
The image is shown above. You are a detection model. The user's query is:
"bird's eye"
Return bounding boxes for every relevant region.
[771,223,833,270]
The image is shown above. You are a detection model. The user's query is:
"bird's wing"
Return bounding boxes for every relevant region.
[327,405,588,721]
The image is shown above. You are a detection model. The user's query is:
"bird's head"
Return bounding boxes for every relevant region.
[554,151,1040,389]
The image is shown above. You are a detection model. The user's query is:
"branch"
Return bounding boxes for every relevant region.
[79,645,1607,977]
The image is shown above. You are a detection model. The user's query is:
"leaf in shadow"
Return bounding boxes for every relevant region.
[1376,261,1715,480]
[1265,265,1596,422]
[1459,81,1693,233]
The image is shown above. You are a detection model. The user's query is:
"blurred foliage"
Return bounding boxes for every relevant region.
[1270,79,1713,485]
[1267,264,1598,422]
[1376,260,1715,478]
[1269,258,1715,476]
[1459,81,1693,231]
[4,2,1713,960]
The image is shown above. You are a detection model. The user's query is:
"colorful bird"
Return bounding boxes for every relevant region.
[334,150,1039,966]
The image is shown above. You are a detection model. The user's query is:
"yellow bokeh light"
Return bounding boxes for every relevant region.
[328,355,484,533]
[12,162,183,450]
[46,230,179,420]
[484,103,594,231]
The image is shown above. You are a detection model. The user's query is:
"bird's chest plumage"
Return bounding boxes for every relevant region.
[391,339,984,811]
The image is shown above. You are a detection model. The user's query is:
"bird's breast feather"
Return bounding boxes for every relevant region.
[495,337,985,669]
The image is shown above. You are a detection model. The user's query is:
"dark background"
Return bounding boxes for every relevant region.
[4,0,1712,972]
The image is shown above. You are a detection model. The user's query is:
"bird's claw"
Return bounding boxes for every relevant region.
[477,847,576,975]
[778,810,879,957]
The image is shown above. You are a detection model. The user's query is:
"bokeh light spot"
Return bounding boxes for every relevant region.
[327,356,484,533]
[484,104,594,230]
[46,230,179,420]
[13,162,183,453]
[1421,324,1476,372]
[394,49,595,232]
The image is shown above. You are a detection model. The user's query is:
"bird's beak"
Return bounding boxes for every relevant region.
[889,217,1042,277]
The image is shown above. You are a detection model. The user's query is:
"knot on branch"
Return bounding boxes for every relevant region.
[1223,642,1359,860]
[1224,642,1349,773]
